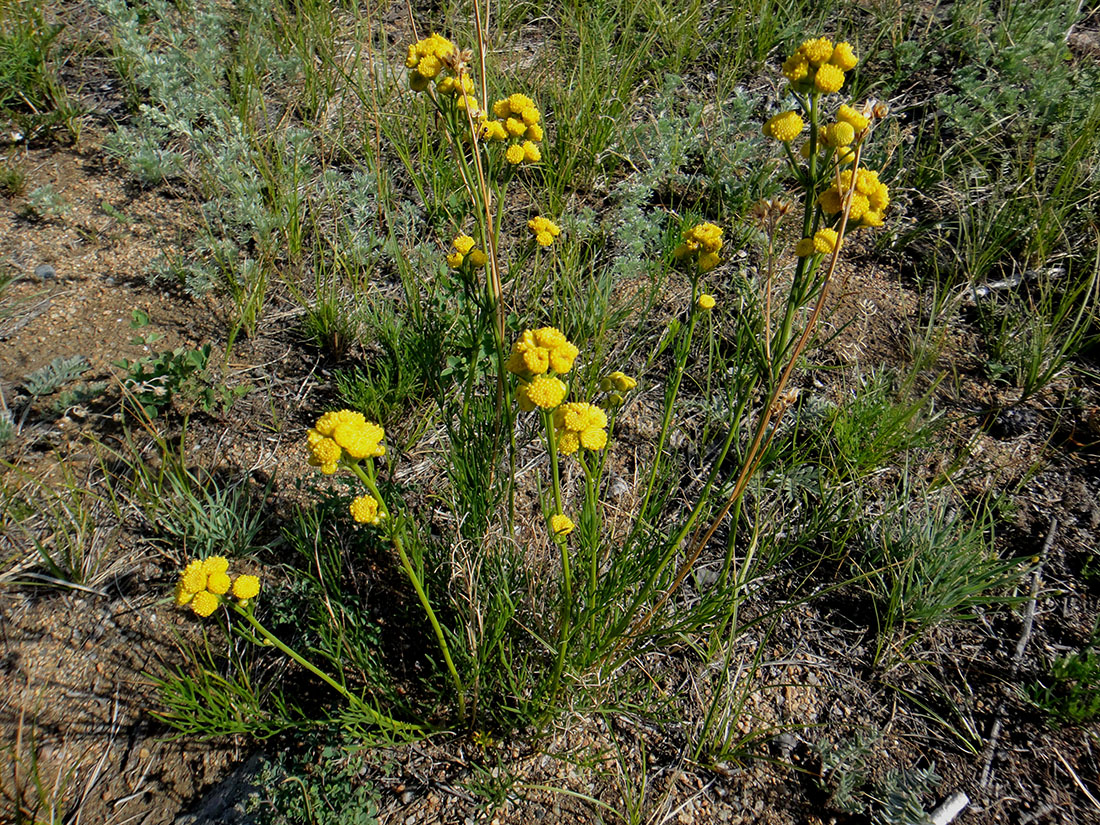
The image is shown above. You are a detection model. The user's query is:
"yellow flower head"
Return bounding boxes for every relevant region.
[527,216,562,247]
[505,143,525,165]
[824,121,855,147]
[190,590,219,618]
[813,228,839,255]
[505,117,527,137]
[554,402,608,455]
[818,187,843,215]
[232,574,260,601]
[180,559,207,595]
[207,571,231,595]
[522,141,541,163]
[202,556,229,577]
[506,327,578,378]
[829,42,858,72]
[814,63,845,93]
[350,494,382,525]
[836,104,870,132]
[332,418,385,460]
[799,37,835,67]
[697,293,716,310]
[483,120,508,141]
[519,374,568,410]
[526,123,544,142]
[550,514,575,536]
[795,238,816,258]
[762,111,804,142]
[467,249,488,268]
[406,34,455,86]
[782,52,809,83]
[453,234,476,255]
[600,371,637,392]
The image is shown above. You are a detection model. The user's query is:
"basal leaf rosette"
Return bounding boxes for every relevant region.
[306,409,386,474]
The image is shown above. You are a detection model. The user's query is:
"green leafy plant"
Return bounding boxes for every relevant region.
[1028,619,1100,725]
[246,746,381,825]
[116,343,247,418]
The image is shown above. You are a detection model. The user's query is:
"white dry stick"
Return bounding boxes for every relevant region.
[979,517,1057,788]
[930,792,970,825]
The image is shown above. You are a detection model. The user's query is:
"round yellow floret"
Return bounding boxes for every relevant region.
[554,402,608,455]
[453,235,476,255]
[505,144,525,165]
[600,371,637,392]
[506,327,578,378]
[824,121,855,147]
[697,293,716,310]
[202,556,229,577]
[813,228,839,255]
[190,590,219,618]
[522,375,568,410]
[836,104,870,132]
[795,238,816,257]
[350,494,382,525]
[763,111,804,142]
[782,52,809,83]
[468,249,488,268]
[527,216,562,246]
[550,514,575,536]
[800,37,835,66]
[447,251,465,268]
[505,117,527,137]
[526,123,544,142]
[483,120,508,141]
[814,64,845,93]
[522,141,541,163]
[232,574,260,601]
[332,419,385,460]
[818,188,843,215]
[180,560,206,594]
[207,571,231,595]
[830,42,858,71]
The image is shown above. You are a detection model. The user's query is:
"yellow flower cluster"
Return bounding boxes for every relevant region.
[599,371,637,392]
[307,410,385,474]
[795,227,840,257]
[781,38,858,94]
[550,513,575,536]
[507,327,579,378]
[818,168,890,227]
[762,110,804,143]
[436,74,479,114]
[176,556,260,617]
[406,34,456,92]
[508,327,579,411]
[799,104,872,165]
[527,216,562,247]
[350,494,383,525]
[447,234,488,269]
[673,222,723,272]
[554,403,608,455]
[481,93,543,164]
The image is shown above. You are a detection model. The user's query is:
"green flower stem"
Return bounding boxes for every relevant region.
[578,451,599,604]
[541,408,572,712]
[234,604,418,733]
[639,276,702,520]
[349,461,468,723]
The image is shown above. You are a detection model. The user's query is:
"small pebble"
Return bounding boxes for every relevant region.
[34,264,57,280]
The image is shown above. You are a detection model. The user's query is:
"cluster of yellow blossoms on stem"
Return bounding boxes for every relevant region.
[350,494,383,525]
[447,234,488,269]
[507,327,579,411]
[307,410,385,474]
[554,403,608,455]
[819,167,890,227]
[795,228,839,258]
[673,222,723,272]
[176,556,260,617]
[782,37,858,93]
[406,34,458,92]
[527,216,562,247]
[481,93,544,165]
